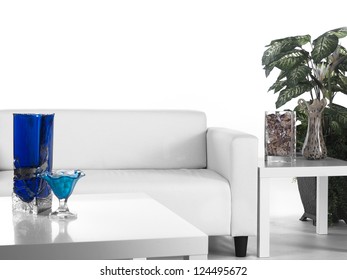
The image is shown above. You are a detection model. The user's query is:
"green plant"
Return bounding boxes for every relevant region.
[262,27,347,224]
[262,26,347,153]
[262,27,347,107]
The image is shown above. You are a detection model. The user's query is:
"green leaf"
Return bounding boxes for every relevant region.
[312,34,339,63]
[270,50,307,71]
[275,83,312,108]
[262,42,289,66]
[339,75,347,87]
[262,35,310,66]
[276,71,287,81]
[294,103,308,121]
[332,74,347,93]
[327,27,347,39]
[332,53,347,72]
[330,120,343,135]
[295,35,311,46]
[338,59,347,71]
[328,103,347,125]
[331,85,347,95]
[338,45,347,55]
[263,64,275,77]
[268,35,311,47]
[287,65,311,87]
[268,80,287,93]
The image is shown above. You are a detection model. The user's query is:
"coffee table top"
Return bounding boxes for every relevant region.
[0,193,208,259]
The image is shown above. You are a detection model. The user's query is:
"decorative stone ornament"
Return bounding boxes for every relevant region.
[265,111,296,162]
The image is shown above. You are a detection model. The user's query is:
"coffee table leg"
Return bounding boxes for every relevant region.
[316,176,328,234]
[257,176,270,257]
[184,254,207,260]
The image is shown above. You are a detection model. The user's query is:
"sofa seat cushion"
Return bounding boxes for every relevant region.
[77,169,231,235]
[0,169,231,236]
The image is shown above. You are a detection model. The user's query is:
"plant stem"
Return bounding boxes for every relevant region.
[327,70,332,103]
[307,56,320,100]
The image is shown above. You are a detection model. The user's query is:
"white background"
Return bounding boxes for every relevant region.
[1,0,347,150]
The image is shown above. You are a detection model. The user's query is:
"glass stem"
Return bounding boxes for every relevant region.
[58,198,68,211]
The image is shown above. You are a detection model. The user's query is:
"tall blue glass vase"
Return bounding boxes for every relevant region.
[13,113,54,214]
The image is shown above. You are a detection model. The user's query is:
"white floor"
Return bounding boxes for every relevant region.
[208,217,347,260]
[209,178,347,260]
[155,178,347,260]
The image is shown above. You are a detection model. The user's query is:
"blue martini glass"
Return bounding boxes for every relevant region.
[39,170,85,219]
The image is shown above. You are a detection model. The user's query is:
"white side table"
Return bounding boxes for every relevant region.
[257,157,347,258]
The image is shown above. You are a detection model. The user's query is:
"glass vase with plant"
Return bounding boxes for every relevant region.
[262,27,347,224]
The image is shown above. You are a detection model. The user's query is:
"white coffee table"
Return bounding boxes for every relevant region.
[258,157,347,258]
[0,193,208,260]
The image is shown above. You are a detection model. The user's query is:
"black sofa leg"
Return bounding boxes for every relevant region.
[234,236,248,257]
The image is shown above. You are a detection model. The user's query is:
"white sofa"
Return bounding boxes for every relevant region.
[0,110,258,257]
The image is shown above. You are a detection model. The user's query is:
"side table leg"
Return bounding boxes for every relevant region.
[316,176,328,234]
[257,176,270,257]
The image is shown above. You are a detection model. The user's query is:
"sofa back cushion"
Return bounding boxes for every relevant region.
[0,110,207,170]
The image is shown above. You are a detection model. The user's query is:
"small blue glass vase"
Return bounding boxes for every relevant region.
[39,170,85,219]
[13,113,54,214]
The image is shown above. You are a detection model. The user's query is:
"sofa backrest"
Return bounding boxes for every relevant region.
[0,110,207,170]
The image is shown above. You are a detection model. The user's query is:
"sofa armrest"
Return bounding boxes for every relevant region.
[206,127,258,237]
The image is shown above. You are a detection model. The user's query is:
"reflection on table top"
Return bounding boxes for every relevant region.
[0,193,206,247]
